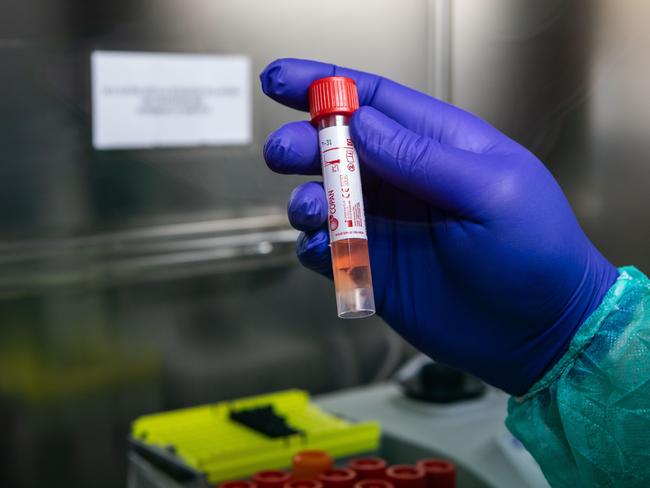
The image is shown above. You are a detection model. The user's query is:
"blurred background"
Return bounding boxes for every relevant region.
[1,0,649,486]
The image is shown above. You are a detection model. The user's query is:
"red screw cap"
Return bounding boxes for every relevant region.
[354,480,394,488]
[292,450,334,480]
[384,465,426,488]
[220,481,257,488]
[416,459,456,488]
[286,481,324,488]
[318,468,358,488]
[348,458,388,480]
[253,471,292,488]
[309,76,359,122]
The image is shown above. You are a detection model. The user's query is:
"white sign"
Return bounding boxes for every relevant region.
[91,51,251,149]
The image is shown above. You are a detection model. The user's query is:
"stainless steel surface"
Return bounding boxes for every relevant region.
[449,0,650,272]
[0,212,298,297]
[127,423,493,488]
[2,1,649,487]
[0,2,427,487]
[1,0,433,240]
[317,383,549,488]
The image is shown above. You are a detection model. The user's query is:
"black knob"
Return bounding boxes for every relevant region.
[400,362,486,403]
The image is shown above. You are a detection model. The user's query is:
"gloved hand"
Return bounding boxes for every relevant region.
[260,58,618,395]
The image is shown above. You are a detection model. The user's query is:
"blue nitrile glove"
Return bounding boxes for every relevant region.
[260,58,618,395]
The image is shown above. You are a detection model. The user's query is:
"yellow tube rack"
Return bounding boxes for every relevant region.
[131,389,380,483]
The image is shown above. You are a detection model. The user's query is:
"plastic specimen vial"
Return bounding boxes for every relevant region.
[354,481,394,488]
[292,449,334,480]
[308,76,376,319]
[318,468,358,488]
[415,459,456,488]
[253,471,292,488]
[347,457,388,479]
[384,465,426,488]
[219,482,257,488]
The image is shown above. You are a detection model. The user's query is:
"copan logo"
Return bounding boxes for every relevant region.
[327,189,336,214]
[327,190,339,230]
[329,215,339,231]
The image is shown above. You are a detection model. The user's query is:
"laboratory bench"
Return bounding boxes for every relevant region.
[127,382,549,488]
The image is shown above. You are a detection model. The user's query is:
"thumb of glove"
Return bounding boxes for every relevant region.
[350,106,497,216]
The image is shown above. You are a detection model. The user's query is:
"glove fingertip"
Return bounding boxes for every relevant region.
[288,183,327,232]
[263,135,290,175]
[264,122,320,175]
[259,59,280,95]
[259,58,323,111]
[259,59,294,105]
[296,230,332,278]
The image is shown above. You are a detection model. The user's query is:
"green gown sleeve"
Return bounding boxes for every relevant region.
[506,266,650,487]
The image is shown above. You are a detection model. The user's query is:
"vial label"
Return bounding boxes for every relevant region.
[318,125,367,242]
